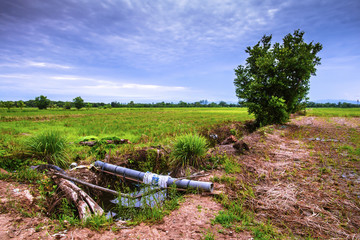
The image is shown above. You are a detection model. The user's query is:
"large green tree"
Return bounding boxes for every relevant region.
[35,95,51,109]
[73,96,85,110]
[234,30,322,126]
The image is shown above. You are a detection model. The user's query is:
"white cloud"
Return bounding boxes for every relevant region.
[27,61,72,69]
[0,74,32,79]
[268,8,279,18]
[0,61,72,69]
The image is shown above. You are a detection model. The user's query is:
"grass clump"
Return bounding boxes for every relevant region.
[27,131,70,168]
[171,133,208,168]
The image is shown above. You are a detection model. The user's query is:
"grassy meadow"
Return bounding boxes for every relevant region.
[0,107,252,143]
[1,107,359,168]
[0,107,253,169]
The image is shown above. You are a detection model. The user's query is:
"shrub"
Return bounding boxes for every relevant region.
[27,131,69,168]
[171,134,208,168]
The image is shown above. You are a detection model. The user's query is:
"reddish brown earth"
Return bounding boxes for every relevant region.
[0,180,251,239]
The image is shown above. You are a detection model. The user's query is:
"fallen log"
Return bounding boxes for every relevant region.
[53,177,104,221]
[53,172,137,198]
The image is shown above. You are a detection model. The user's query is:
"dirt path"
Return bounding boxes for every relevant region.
[0,183,251,239]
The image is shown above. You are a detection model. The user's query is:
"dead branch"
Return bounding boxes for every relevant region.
[53,172,138,199]
[53,177,104,221]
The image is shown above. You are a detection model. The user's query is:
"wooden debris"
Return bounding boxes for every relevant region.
[53,172,137,199]
[233,140,249,153]
[53,176,104,220]
[221,135,238,145]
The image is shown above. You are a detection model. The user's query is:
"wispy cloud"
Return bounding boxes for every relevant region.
[27,61,72,69]
[0,73,187,100]
[92,1,282,65]
[0,61,72,69]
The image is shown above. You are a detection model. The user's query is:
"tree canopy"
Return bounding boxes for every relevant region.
[35,95,51,110]
[234,29,322,126]
[73,96,85,110]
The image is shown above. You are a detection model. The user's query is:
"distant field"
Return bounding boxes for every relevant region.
[0,108,252,145]
[307,108,360,117]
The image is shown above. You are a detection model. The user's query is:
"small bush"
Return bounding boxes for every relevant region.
[27,131,69,168]
[171,134,208,168]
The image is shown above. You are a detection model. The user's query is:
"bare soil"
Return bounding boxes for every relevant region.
[0,180,250,239]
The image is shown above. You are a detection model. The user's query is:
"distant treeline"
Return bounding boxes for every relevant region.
[307,101,360,108]
[1,99,240,109]
[1,99,359,109]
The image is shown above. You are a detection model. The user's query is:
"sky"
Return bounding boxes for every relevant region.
[0,0,359,103]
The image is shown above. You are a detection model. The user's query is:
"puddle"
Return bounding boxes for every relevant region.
[109,186,167,208]
[96,183,168,220]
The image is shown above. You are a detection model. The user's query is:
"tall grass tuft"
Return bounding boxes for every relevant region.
[171,133,208,168]
[27,131,69,168]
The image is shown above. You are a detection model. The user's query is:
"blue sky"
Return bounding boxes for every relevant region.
[0,0,359,103]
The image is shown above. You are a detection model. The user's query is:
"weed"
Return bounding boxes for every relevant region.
[251,221,279,240]
[223,156,242,174]
[171,134,208,168]
[211,175,237,187]
[213,199,279,239]
[213,209,242,228]
[0,166,43,183]
[203,230,216,240]
[57,198,80,228]
[84,214,112,231]
[204,154,227,170]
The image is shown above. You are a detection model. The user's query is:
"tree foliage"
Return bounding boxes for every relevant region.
[234,29,322,126]
[17,100,25,109]
[63,102,72,110]
[35,95,51,110]
[3,101,14,110]
[73,96,85,110]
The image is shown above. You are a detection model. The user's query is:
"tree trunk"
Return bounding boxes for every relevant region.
[53,177,104,221]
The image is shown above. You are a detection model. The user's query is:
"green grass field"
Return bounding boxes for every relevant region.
[1,107,359,144]
[0,108,252,144]
[0,108,253,169]
[307,107,360,117]
[1,107,359,170]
